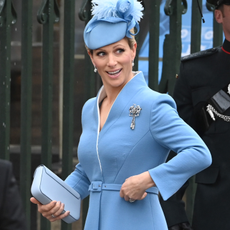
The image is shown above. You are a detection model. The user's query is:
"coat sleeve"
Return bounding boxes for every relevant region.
[65,163,91,199]
[148,94,212,200]
[0,160,28,230]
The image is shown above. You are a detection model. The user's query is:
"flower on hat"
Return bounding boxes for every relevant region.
[84,0,144,49]
[91,0,144,38]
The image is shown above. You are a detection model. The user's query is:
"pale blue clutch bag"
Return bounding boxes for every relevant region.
[31,164,81,223]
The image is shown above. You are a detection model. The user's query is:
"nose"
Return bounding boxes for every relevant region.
[107,54,117,67]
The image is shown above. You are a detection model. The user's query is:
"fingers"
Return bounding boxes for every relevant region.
[43,201,70,222]
[37,200,57,213]
[49,210,70,222]
[30,197,41,205]
[120,187,133,201]
[120,175,150,202]
[120,191,131,202]
[30,198,70,222]
[120,185,140,202]
[48,201,65,218]
[120,189,124,198]
[140,192,147,200]
[40,201,62,219]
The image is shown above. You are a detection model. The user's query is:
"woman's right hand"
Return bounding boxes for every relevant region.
[30,197,70,222]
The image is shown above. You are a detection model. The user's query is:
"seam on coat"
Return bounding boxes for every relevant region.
[113,129,150,182]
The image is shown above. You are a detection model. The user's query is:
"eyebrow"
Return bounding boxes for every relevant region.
[113,44,125,48]
[95,43,125,51]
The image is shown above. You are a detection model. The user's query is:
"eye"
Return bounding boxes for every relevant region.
[116,48,125,54]
[96,51,105,57]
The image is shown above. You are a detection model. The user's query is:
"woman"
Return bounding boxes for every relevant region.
[31,0,212,229]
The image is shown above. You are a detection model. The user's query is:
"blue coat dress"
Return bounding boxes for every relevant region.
[65,71,211,230]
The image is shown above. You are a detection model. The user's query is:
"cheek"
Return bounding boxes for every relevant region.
[93,59,104,69]
[122,55,132,65]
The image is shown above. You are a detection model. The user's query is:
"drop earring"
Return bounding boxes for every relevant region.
[94,66,97,73]
[132,61,134,67]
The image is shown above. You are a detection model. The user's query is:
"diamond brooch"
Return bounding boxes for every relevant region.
[129,104,142,130]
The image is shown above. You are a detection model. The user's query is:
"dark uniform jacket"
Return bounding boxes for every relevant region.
[161,39,230,230]
[0,159,28,230]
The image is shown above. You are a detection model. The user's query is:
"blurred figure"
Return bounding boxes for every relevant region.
[160,0,230,230]
[0,159,27,230]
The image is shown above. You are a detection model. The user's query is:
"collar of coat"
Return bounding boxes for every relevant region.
[222,39,230,54]
[95,71,146,122]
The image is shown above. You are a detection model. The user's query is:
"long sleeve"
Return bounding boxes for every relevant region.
[173,63,197,127]
[148,94,212,200]
[65,163,91,199]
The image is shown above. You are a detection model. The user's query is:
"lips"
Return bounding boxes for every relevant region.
[107,69,122,75]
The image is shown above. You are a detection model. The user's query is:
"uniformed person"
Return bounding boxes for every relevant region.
[160,0,230,230]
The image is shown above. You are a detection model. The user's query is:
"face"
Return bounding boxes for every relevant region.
[215,4,230,40]
[89,38,137,92]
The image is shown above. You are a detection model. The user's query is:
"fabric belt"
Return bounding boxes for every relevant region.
[88,181,159,194]
[86,181,158,229]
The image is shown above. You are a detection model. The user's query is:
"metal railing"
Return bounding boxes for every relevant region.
[0,0,223,229]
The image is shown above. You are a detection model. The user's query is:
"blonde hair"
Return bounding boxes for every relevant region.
[127,28,137,48]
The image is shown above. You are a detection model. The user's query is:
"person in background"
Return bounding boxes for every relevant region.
[31,0,211,229]
[160,0,230,229]
[0,159,28,230]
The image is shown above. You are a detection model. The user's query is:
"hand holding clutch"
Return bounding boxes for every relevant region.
[30,165,81,224]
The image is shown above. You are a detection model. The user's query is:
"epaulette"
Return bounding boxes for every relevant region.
[181,46,220,62]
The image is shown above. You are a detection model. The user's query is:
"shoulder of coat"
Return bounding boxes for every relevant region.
[181,46,221,62]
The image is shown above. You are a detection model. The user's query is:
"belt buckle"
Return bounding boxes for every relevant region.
[89,181,102,192]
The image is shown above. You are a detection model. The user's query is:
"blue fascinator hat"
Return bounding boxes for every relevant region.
[84,0,144,50]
